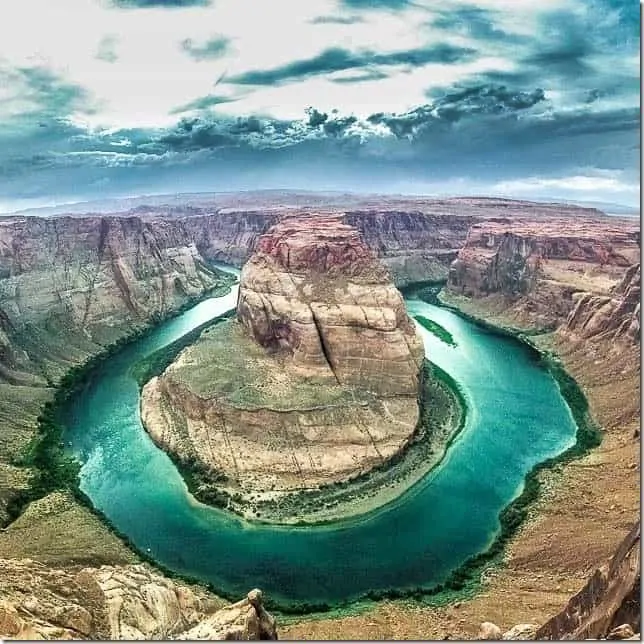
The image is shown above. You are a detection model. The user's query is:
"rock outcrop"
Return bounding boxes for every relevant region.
[480,521,640,641]
[236,215,424,395]
[0,215,230,384]
[563,263,640,346]
[141,215,425,515]
[447,218,640,329]
[536,520,640,640]
[0,558,276,640]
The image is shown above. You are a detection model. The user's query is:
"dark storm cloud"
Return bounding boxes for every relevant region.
[110,0,210,7]
[431,6,526,44]
[180,37,231,60]
[430,85,546,122]
[305,107,328,128]
[1,98,638,206]
[226,44,476,86]
[432,0,638,109]
[367,85,546,136]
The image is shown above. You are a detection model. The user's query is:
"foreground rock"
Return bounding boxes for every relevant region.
[536,520,640,640]
[142,215,424,516]
[0,558,276,640]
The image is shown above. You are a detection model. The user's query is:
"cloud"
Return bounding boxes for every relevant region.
[110,0,210,7]
[432,6,526,44]
[227,44,476,86]
[330,69,389,84]
[180,36,231,61]
[340,0,411,10]
[430,84,546,121]
[309,15,364,24]
[96,35,119,63]
[170,93,236,113]
[494,172,639,196]
[0,66,93,125]
[305,107,328,128]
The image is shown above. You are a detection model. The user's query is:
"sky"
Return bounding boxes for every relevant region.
[0,0,639,212]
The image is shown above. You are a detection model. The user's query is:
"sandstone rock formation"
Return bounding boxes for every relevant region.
[141,215,425,514]
[236,215,424,395]
[0,557,276,640]
[536,520,640,640]
[563,263,640,346]
[447,218,640,329]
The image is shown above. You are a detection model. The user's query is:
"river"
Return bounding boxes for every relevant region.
[62,272,577,609]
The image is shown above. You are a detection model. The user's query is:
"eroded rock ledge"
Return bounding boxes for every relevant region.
[447,217,640,330]
[141,215,425,518]
[0,557,276,640]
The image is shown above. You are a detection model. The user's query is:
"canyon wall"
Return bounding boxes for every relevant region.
[0,215,233,526]
[563,263,640,347]
[178,208,476,286]
[447,218,640,329]
[0,215,231,385]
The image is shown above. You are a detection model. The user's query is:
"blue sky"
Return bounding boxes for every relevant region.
[0,0,639,211]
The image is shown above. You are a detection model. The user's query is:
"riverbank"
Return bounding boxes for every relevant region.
[238,360,465,525]
[139,326,465,525]
[283,288,639,638]
[0,275,236,573]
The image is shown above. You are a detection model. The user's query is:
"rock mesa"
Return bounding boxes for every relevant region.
[142,215,424,512]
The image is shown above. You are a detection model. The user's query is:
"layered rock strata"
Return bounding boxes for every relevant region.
[447,218,640,329]
[0,557,276,640]
[141,215,424,510]
[563,263,640,346]
[0,215,233,527]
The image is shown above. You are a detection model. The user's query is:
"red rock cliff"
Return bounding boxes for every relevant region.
[236,215,424,396]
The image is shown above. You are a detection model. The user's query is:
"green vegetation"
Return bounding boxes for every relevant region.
[414,315,457,347]
[5,275,236,527]
[175,358,466,526]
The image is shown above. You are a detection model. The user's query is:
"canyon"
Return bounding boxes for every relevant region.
[0,195,639,640]
[141,215,426,519]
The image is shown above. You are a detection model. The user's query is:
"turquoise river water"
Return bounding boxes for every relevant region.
[62,274,577,608]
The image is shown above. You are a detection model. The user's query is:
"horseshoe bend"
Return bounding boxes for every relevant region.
[140,215,460,523]
[0,198,639,640]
